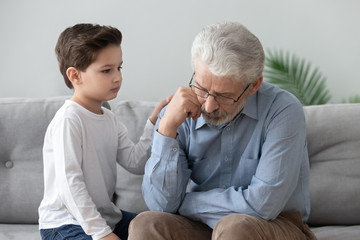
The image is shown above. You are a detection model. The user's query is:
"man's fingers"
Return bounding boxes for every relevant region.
[185,106,201,120]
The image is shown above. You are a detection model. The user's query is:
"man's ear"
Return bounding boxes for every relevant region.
[248,76,263,95]
[66,67,82,86]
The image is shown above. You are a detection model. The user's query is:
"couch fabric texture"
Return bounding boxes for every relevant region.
[0,96,359,240]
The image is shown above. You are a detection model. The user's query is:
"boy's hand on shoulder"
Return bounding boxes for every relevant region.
[149,94,173,125]
[99,232,121,240]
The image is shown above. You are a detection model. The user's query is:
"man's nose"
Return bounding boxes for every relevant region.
[203,95,219,113]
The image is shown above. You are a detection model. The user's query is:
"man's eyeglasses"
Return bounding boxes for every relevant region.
[189,73,250,105]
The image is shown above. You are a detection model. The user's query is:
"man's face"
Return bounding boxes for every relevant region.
[194,60,250,126]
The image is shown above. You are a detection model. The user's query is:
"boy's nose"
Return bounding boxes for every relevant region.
[114,72,122,82]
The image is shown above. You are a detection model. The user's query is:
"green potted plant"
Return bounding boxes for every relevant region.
[263,49,331,106]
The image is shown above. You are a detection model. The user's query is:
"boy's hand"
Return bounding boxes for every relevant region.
[149,95,173,125]
[99,232,121,240]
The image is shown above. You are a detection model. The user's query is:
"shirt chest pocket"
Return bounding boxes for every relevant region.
[234,157,260,187]
[189,156,211,185]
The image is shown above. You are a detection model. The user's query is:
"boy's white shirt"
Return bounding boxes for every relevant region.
[38,100,154,240]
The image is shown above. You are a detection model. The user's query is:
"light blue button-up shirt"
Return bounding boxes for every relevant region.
[143,82,310,228]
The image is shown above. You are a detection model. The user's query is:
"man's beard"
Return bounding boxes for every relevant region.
[201,101,246,126]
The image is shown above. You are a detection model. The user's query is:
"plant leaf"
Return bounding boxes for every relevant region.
[264,49,331,105]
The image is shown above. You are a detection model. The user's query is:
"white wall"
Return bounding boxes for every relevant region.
[1,0,359,104]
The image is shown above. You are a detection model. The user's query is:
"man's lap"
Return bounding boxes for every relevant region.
[128,211,212,240]
[128,211,316,240]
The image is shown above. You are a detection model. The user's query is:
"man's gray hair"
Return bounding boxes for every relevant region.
[191,22,265,84]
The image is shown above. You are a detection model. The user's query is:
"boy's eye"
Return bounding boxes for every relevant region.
[101,66,122,73]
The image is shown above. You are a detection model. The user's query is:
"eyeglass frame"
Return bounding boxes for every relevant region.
[188,72,251,105]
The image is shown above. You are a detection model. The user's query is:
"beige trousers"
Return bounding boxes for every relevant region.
[128,211,317,240]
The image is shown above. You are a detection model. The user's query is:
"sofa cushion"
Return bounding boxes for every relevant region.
[310,225,360,240]
[0,224,41,240]
[304,103,360,225]
[112,100,157,213]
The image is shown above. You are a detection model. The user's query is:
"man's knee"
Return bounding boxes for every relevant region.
[128,211,180,240]
[129,211,159,238]
[213,214,263,239]
[130,211,156,228]
[129,211,212,240]
[214,213,257,231]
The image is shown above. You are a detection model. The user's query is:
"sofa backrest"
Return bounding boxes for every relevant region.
[304,103,360,226]
[1,97,359,226]
[0,96,70,224]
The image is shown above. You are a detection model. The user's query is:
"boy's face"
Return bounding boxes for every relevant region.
[76,44,123,103]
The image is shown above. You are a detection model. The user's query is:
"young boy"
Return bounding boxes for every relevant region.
[38,23,169,240]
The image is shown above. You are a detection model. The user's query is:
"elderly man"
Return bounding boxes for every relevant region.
[128,22,316,240]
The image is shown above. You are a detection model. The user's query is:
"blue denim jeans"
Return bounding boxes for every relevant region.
[40,210,137,240]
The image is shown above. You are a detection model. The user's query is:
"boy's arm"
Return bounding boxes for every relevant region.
[100,233,121,240]
[116,96,172,174]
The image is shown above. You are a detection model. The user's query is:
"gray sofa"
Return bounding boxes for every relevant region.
[0,96,359,240]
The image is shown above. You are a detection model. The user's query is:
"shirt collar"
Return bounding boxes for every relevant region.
[242,93,258,120]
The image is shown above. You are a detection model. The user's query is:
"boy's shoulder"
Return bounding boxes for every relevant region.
[51,100,116,125]
[55,100,82,118]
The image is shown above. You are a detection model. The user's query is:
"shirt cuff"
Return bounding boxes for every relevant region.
[92,226,113,240]
[153,129,179,157]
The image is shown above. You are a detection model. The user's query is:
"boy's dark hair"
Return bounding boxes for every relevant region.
[55,23,122,89]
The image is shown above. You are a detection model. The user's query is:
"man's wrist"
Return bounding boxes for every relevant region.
[158,122,178,139]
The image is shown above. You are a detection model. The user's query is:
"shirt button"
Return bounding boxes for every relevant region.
[172,147,178,152]
[224,156,229,162]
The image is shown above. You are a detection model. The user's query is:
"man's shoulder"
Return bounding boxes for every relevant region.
[253,82,304,123]
[258,82,302,107]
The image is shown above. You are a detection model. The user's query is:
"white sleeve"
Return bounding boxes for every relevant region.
[53,117,112,239]
[116,118,155,175]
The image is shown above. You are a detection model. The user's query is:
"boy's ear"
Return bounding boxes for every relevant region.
[66,67,82,86]
[248,76,263,95]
